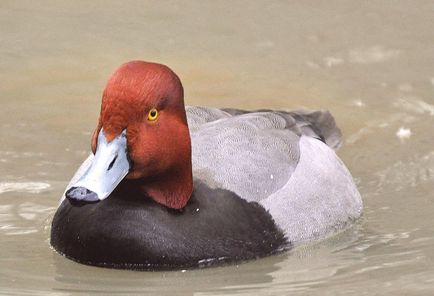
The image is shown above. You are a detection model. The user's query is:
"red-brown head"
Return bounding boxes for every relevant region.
[67,61,193,209]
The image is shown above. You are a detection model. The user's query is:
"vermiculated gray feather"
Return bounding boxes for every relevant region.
[187,106,362,243]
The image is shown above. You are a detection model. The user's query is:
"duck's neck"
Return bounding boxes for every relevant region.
[140,117,193,209]
[141,160,193,209]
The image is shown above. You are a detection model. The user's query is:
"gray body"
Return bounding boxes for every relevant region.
[187,106,362,243]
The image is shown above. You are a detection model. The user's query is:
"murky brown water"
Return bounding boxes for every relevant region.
[1,1,434,295]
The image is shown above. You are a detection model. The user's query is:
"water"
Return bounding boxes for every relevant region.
[1,1,434,295]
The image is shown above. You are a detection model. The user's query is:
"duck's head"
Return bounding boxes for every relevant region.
[66,61,193,209]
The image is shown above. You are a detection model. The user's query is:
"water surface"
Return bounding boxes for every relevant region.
[1,1,434,295]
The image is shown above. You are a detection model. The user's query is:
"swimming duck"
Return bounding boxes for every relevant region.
[50,61,363,270]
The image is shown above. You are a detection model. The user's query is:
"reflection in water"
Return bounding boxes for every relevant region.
[50,227,361,295]
[51,254,279,295]
[1,0,434,295]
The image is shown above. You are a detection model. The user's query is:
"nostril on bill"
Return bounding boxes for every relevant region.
[65,187,99,202]
[107,154,118,171]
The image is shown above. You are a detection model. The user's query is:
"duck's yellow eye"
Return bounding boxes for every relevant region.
[147,108,159,121]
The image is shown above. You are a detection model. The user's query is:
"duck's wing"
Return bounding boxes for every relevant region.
[187,106,362,243]
[187,106,342,149]
[221,108,342,149]
[187,106,304,204]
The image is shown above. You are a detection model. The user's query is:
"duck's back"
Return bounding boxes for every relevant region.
[186,106,362,243]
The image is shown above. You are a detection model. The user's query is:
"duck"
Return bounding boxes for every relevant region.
[50,60,363,270]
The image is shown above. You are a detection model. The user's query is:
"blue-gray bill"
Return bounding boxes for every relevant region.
[65,129,130,203]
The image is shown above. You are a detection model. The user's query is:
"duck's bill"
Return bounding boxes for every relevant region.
[65,129,130,203]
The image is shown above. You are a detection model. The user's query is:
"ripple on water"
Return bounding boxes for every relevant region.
[0,182,51,194]
[393,97,434,116]
[0,201,55,236]
[374,150,434,192]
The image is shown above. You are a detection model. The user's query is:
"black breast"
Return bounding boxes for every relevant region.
[50,181,289,270]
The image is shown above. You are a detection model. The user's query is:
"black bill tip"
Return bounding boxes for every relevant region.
[65,187,99,203]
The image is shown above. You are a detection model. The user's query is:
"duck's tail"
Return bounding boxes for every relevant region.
[286,110,342,150]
